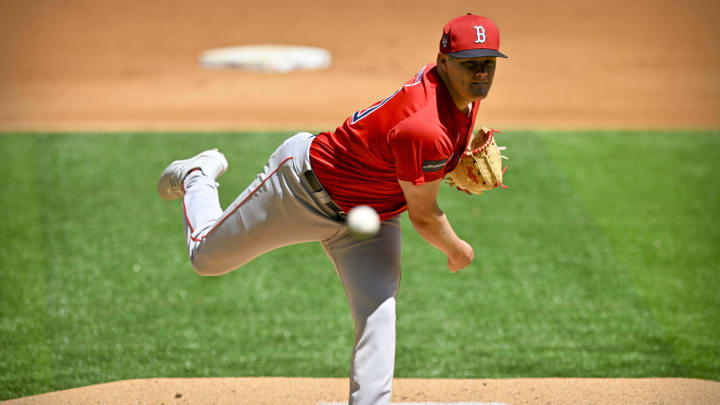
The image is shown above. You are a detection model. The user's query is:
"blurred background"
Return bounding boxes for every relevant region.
[1,0,719,132]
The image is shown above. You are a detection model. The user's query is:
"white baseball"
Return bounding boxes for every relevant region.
[347,205,380,238]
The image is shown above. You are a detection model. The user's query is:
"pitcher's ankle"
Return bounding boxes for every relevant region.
[183,169,206,191]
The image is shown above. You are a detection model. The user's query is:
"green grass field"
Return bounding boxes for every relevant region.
[1,130,718,400]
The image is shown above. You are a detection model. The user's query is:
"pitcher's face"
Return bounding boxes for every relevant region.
[440,55,497,103]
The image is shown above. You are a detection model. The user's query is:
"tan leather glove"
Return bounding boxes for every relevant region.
[446,127,508,195]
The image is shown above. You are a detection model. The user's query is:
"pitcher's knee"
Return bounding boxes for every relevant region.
[191,261,221,277]
[190,251,228,277]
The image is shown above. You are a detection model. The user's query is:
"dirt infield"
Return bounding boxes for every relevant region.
[1,1,719,403]
[1,0,719,132]
[3,378,720,405]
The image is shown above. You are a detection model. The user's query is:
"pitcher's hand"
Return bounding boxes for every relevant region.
[448,240,474,273]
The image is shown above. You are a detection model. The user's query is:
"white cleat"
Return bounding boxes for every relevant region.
[157,149,228,200]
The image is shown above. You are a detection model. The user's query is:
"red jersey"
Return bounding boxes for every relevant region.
[309,64,479,221]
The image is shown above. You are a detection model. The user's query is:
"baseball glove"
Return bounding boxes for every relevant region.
[446,127,508,195]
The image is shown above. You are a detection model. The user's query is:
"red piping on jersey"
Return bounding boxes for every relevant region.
[184,156,294,242]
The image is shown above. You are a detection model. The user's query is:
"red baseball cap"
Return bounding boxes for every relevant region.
[439,14,508,58]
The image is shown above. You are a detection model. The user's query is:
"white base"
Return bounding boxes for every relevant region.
[199,44,332,73]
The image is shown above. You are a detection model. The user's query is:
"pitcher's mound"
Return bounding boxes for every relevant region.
[3,377,719,404]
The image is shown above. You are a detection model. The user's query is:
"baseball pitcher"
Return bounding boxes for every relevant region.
[158,14,509,405]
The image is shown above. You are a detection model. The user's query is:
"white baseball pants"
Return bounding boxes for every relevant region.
[180,132,402,405]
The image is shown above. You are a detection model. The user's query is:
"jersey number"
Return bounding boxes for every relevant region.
[351,89,400,124]
[350,66,426,124]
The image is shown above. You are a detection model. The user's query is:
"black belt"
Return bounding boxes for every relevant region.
[303,170,346,219]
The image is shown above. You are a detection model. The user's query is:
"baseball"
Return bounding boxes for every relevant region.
[347,205,380,238]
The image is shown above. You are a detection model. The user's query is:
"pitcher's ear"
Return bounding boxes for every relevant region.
[437,53,448,70]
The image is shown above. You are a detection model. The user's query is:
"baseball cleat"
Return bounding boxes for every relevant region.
[157,149,228,200]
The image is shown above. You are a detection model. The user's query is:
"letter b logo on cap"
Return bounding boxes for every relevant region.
[439,15,508,58]
[474,25,486,44]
